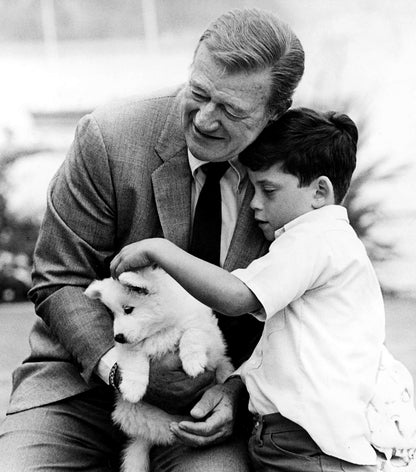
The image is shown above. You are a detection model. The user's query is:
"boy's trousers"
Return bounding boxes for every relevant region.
[248,412,377,472]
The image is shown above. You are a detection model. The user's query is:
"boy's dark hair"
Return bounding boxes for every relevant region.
[239,107,358,203]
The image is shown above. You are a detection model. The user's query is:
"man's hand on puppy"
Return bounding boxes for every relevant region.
[169,377,243,447]
[144,351,215,414]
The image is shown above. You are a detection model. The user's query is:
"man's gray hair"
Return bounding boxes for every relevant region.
[196,8,305,117]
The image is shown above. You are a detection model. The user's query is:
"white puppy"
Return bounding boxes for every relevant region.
[85,265,234,472]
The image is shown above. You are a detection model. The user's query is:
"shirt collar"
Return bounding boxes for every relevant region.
[187,150,247,186]
[274,205,349,239]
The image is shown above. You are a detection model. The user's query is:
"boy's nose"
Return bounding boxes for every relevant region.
[250,195,261,211]
[114,333,127,344]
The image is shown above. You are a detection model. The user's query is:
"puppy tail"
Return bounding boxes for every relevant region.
[122,437,151,472]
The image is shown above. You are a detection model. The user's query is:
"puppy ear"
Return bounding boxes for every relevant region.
[119,272,150,295]
[84,280,104,300]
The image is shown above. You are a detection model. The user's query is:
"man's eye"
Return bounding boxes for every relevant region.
[223,107,244,121]
[191,90,207,101]
[123,306,134,315]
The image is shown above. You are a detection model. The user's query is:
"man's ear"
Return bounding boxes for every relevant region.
[312,176,334,209]
[267,99,292,123]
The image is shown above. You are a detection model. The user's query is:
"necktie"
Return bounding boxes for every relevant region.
[190,161,229,266]
[190,161,263,367]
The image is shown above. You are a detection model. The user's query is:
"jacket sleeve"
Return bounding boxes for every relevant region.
[28,113,117,383]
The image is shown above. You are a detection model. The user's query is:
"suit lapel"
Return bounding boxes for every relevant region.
[152,151,192,250]
[152,91,192,249]
[224,184,269,271]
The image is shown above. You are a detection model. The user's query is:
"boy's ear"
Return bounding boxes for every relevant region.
[312,176,334,209]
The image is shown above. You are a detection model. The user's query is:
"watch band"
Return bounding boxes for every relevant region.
[109,362,121,392]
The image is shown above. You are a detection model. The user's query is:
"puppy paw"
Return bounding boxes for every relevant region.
[181,354,207,378]
[119,378,147,403]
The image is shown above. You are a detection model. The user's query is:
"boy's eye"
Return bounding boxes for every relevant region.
[123,306,134,315]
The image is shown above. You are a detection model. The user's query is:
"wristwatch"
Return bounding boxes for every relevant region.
[109,362,122,392]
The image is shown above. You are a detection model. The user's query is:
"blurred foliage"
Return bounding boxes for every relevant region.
[344,160,409,263]
[0,148,45,302]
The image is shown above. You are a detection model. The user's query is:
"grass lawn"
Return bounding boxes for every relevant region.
[1,296,415,419]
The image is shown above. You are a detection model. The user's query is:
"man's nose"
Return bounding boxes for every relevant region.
[114,333,127,344]
[194,102,220,133]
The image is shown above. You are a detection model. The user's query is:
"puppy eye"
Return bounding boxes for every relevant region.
[132,286,149,296]
[123,306,134,315]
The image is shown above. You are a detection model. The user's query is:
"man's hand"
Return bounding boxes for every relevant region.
[144,351,215,414]
[169,377,244,447]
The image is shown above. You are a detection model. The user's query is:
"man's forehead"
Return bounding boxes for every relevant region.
[189,67,271,113]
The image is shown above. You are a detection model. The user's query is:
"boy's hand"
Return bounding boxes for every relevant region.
[110,238,166,278]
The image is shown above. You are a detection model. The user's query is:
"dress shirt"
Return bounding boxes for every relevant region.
[188,151,247,266]
[233,205,385,465]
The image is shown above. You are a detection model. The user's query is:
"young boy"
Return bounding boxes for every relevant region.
[110,108,385,471]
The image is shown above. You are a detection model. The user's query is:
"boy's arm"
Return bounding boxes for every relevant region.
[110,238,261,316]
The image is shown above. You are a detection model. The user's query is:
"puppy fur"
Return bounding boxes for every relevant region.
[85,265,234,472]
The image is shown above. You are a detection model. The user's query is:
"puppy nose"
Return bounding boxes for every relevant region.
[114,333,126,344]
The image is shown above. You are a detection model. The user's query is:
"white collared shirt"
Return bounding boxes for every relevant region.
[188,151,248,266]
[233,205,385,465]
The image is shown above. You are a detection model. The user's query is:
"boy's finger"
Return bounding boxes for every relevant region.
[109,257,119,278]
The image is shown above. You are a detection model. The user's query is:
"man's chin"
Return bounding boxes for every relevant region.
[188,144,224,162]
[186,134,232,162]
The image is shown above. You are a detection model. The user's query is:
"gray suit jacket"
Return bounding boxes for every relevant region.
[8,87,268,414]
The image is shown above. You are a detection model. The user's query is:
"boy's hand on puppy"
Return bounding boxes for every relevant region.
[110,238,167,278]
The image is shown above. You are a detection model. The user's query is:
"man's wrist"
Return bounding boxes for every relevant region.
[95,347,118,385]
[223,375,243,395]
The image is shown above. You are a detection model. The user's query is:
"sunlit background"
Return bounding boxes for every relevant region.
[1,0,416,302]
[0,0,416,419]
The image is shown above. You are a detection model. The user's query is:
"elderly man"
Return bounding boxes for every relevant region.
[0,8,304,472]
